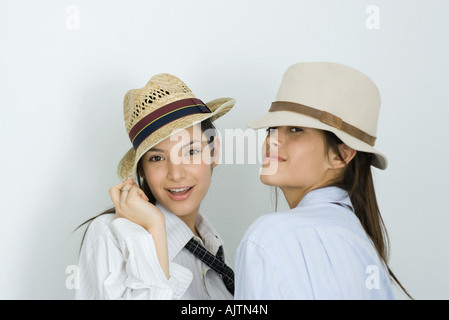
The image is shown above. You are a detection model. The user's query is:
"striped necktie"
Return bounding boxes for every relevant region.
[184,238,235,295]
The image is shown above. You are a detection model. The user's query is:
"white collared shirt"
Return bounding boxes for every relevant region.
[235,187,395,300]
[75,203,233,300]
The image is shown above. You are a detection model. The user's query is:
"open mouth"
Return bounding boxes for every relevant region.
[264,153,286,162]
[166,186,194,201]
[167,187,192,195]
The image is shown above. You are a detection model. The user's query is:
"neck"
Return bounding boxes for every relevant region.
[178,211,200,238]
[280,186,313,209]
[281,172,340,209]
[281,182,332,209]
[157,202,201,238]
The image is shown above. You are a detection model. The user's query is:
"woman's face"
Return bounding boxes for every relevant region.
[141,124,218,218]
[260,126,339,208]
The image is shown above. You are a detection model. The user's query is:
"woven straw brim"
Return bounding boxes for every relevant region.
[117,97,236,180]
[248,110,387,170]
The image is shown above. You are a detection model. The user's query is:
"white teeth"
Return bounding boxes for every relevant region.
[169,187,190,192]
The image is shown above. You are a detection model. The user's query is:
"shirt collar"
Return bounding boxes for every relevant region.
[196,214,224,255]
[297,186,354,211]
[156,203,224,261]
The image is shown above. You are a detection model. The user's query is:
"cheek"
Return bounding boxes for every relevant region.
[143,165,165,191]
[293,143,326,170]
[262,142,327,186]
[190,163,212,189]
[289,145,330,186]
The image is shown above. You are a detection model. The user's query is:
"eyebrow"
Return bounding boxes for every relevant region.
[147,140,202,153]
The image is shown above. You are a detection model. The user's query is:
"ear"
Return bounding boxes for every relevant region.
[211,136,220,168]
[329,144,357,169]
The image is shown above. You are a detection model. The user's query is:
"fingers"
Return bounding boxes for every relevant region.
[110,178,150,212]
[109,178,134,208]
[121,183,150,204]
[122,179,149,201]
[120,182,137,202]
[139,189,150,201]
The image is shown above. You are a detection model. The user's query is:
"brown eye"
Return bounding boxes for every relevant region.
[185,148,200,156]
[190,149,200,155]
[149,155,164,162]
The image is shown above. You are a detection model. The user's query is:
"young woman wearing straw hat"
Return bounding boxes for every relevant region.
[235,62,411,299]
[76,74,236,299]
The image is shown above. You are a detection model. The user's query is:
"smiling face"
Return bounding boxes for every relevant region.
[261,126,343,208]
[140,124,218,221]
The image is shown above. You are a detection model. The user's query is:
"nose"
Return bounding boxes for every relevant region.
[167,160,186,182]
[266,128,282,150]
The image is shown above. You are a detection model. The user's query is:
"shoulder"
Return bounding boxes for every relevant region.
[237,204,393,299]
[82,213,116,244]
[87,213,115,232]
[242,204,370,251]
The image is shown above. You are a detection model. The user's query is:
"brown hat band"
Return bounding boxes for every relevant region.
[269,101,377,146]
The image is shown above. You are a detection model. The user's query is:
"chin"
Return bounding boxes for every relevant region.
[159,196,201,216]
[260,173,279,186]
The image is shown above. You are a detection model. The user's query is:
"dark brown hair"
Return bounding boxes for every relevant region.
[322,130,412,299]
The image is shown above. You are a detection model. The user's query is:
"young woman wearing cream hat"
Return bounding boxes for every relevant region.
[235,62,411,299]
[76,74,236,299]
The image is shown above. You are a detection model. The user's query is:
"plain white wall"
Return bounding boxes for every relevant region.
[1,0,448,299]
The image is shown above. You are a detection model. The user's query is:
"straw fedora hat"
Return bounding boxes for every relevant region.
[117,73,236,180]
[248,62,387,169]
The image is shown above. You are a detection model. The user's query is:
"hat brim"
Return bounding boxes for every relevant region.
[248,110,387,170]
[117,97,236,180]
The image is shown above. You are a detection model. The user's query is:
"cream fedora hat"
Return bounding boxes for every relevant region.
[117,73,236,180]
[248,62,387,169]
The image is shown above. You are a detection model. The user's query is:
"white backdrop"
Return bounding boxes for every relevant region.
[1,0,448,299]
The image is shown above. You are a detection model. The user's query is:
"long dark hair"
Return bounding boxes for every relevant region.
[75,119,218,249]
[322,130,412,299]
